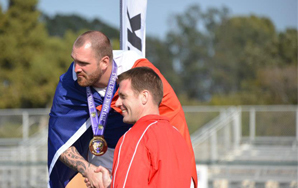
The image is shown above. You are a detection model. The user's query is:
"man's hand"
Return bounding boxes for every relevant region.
[84,164,106,188]
[59,146,106,187]
[84,166,112,188]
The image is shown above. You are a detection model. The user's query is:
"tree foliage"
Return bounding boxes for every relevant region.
[0,0,78,108]
[42,14,119,40]
[166,4,297,105]
[166,5,231,100]
[0,2,296,108]
[146,36,181,93]
[210,17,297,105]
[0,0,50,108]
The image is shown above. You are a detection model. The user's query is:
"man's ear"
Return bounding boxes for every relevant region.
[100,56,110,70]
[141,90,149,105]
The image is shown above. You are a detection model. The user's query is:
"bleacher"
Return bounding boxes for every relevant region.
[0,106,297,188]
[0,109,48,188]
[190,106,298,188]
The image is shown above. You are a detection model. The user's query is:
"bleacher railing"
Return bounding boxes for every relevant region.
[187,105,298,188]
[0,106,297,188]
[190,107,242,163]
[0,108,49,188]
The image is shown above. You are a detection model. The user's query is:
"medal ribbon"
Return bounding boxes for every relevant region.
[86,61,118,136]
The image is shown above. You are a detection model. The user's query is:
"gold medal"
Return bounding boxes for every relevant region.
[89,136,108,156]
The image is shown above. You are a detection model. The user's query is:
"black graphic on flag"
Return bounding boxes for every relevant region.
[127,9,142,52]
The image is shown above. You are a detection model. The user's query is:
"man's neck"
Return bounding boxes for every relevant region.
[139,106,160,118]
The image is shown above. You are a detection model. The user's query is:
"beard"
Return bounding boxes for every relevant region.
[77,69,101,87]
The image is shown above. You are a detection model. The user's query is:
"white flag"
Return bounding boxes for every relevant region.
[120,0,147,57]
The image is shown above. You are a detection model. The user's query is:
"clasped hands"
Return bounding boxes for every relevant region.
[84,165,112,188]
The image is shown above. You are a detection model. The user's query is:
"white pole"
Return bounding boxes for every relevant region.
[296,107,298,142]
[224,122,230,152]
[210,131,218,162]
[249,107,256,143]
[233,108,241,150]
[22,111,29,140]
[120,0,123,50]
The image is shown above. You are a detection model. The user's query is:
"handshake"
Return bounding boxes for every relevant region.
[84,165,112,188]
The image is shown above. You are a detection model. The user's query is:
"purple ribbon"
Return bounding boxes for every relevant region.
[86,61,118,136]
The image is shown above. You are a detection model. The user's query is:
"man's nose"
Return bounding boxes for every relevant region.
[74,62,81,73]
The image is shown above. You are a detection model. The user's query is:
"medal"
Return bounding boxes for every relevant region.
[89,135,108,156]
[86,61,117,156]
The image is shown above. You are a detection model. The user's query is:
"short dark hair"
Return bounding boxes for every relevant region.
[74,31,113,61]
[118,67,163,106]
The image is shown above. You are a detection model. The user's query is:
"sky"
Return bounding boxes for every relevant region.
[0,0,297,39]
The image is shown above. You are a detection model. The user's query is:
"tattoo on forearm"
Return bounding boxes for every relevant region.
[59,146,88,175]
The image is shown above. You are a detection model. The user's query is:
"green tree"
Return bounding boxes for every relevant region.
[0,0,49,107]
[166,5,229,100]
[0,0,76,108]
[210,17,297,105]
[146,36,181,93]
[278,29,297,65]
[211,15,277,94]
[165,4,297,105]
[256,66,297,104]
[41,14,119,40]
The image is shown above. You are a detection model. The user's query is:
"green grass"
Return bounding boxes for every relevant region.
[186,112,220,134]
[187,110,296,137]
[0,123,41,138]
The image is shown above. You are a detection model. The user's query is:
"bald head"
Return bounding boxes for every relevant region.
[74,31,113,61]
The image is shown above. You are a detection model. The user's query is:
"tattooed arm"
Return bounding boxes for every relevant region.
[59,146,89,176]
[59,146,104,188]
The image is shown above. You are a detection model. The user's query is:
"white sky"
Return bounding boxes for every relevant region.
[1,0,297,39]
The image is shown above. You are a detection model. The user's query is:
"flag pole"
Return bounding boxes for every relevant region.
[120,0,123,50]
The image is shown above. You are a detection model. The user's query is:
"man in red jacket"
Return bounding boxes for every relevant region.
[86,67,192,188]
